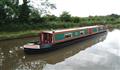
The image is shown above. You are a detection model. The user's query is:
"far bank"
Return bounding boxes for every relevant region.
[0,24,120,41]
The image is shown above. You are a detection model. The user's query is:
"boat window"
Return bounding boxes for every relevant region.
[80,31,85,35]
[65,33,72,38]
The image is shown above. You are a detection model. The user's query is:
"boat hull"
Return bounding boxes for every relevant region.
[24,31,107,54]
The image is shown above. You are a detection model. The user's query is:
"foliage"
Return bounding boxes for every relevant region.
[0,0,19,23]
[18,0,30,22]
[0,0,57,32]
[0,0,120,32]
[72,16,80,23]
[60,11,72,22]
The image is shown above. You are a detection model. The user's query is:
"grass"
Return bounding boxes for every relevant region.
[0,30,43,40]
[106,24,120,29]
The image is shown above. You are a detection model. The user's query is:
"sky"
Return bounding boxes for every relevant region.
[20,0,120,17]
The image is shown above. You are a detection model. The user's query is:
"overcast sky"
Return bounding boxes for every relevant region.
[20,0,120,17]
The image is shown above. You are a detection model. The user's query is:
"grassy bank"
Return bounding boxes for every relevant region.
[107,24,120,29]
[0,30,42,41]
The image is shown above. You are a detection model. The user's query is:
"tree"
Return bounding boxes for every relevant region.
[0,0,56,23]
[60,11,71,22]
[109,14,120,18]
[43,14,57,22]
[27,0,56,22]
[0,0,19,23]
[0,4,6,23]
[29,0,56,16]
[72,16,80,23]
[18,0,30,23]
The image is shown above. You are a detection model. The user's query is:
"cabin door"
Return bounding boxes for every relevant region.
[40,33,52,44]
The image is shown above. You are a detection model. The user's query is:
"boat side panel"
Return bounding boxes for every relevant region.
[72,31,80,37]
[54,33,64,41]
[92,28,97,33]
[53,26,106,44]
[54,29,89,43]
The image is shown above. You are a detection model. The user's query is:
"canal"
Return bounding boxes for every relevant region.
[0,32,107,70]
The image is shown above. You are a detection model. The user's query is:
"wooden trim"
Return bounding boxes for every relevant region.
[53,26,100,34]
[54,29,83,34]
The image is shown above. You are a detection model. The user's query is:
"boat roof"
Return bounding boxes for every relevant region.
[42,25,100,34]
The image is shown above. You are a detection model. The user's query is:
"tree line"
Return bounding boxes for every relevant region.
[0,0,120,32]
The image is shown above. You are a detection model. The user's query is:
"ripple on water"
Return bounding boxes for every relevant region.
[0,51,5,68]
[15,60,46,70]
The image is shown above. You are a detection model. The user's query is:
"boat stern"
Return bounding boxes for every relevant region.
[24,43,40,49]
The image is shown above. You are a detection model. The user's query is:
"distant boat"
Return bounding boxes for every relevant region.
[23,25,107,54]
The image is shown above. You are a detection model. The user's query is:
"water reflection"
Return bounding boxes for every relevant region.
[0,32,107,70]
[43,30,120,70]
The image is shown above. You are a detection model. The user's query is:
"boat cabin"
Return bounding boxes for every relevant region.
[39,25,106,45]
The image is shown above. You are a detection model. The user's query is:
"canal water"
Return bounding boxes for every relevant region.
[43,29,120,70]
[0,31,107,70]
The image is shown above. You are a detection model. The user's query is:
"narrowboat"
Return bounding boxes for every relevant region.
[24,25,107,53]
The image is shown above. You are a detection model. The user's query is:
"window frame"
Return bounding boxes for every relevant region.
[80,31,85,36]
[64,33,72,38]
